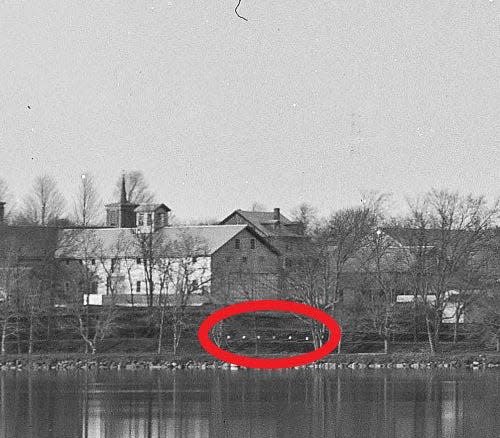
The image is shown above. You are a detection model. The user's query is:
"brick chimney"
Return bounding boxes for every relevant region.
[273,207,280,224]
[0,202,5,224]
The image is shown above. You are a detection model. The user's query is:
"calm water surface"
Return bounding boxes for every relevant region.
[0,369,499,438]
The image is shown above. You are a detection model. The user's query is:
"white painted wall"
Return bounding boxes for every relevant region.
[78,255,211,300]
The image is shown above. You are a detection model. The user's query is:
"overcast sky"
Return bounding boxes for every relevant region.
[1,0,499,221]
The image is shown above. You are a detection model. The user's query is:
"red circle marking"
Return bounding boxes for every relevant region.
[197,300,342,369]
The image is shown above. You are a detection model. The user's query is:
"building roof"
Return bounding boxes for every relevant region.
[0,225,59,261]
[156,225,248,254]
[104,202,138,208]
[220,209,303,238]
[55,224,280,259]
[134,203,171,213]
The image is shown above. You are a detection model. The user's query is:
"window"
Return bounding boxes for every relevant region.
[138,213,144,226]
[64,281,70,291]
[191,279,198,291]
[159,213,165,225]
[242,256,248,263]
[111,258,117,271]
[250,239,255,249]
[91,281,98,294]
[147,213,152,226]
[136,258,142,264]
[65,260,70,266]
[91,259,96,266]
[235,239,241,249]
[106,277,111,294]
[107,210,117,226]
[136,281,141,293]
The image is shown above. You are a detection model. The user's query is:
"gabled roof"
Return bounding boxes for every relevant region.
[157,225,280,255]
[56,228,136,259]
[238,210,292,226]
[220,209,302,238]
[55,224,280,259]
[156,225,248,254]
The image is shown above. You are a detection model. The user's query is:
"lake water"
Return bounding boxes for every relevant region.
[0,369,499,438]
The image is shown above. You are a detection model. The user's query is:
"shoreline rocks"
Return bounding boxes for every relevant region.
[0,353,500,372]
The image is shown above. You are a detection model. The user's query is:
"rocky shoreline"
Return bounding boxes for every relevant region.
[1,353,500,371]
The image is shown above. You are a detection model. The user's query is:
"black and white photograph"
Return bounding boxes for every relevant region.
[1,1,499,437]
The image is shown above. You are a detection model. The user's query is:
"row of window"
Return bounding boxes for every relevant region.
[225,255,266,264]
[137,212,167,227]
[234,238,256,250]
[65,258,144,267]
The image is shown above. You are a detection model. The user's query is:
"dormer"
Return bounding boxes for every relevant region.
[134,204,171,232]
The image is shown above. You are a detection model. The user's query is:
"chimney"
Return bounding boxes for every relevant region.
[273,208,280,223]
[0,202,5,224]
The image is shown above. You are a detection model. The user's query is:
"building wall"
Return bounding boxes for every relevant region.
[221,213,307,266]
[59,255,211,306]
[211,229,281,303]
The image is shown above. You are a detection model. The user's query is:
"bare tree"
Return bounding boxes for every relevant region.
[155,232,210,355]
[20,276,44,355]
[0,178,8,202]
[59,229,125,354]
[114,171,154,204]
[355,230,408,353]
[0,178,12,221]
[284,240,335,349]
[403,189,499,354]
[291,203,318,236]
[476,290,500,352]
[134,229,164,307]
[250,202,266,212]
[285,205,379,349]
[0,238,28,356]
[448,289,477,344]
[73,173,101,226]
[21,175,66,226]
[323,206,379,306]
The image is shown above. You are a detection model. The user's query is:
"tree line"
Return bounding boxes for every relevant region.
[2,171,500,356]
[0,221,211,357]
[286,191,500,355]
[0,171,154,227]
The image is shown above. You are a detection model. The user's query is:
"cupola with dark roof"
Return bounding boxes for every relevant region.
[104,175,138,228]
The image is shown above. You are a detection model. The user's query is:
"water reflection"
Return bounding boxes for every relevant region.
[0,369,499,438]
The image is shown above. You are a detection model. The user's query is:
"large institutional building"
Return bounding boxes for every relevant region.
[0,178,305,307]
